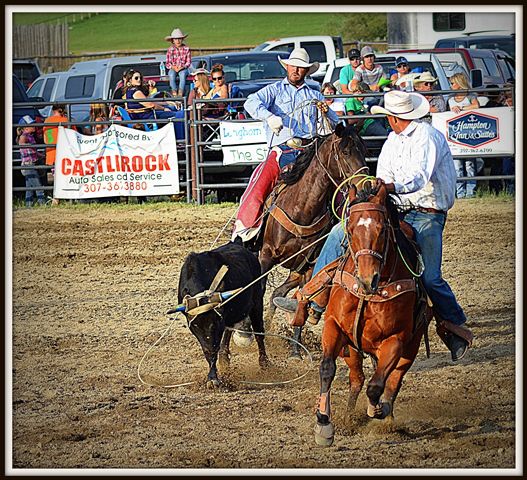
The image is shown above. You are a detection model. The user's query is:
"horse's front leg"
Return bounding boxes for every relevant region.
[340,346,366,416]
[382,328,423,420]
[314,315,347,447]
[366,335,403,419]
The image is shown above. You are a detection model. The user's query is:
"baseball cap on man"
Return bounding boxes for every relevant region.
[18,115,36,125]
[361,46,375,57]
[348,48,361,59]
[395,56,409,67]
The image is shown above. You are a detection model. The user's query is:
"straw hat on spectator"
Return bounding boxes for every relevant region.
[192,67,210,76]
[414,72,438,85]
[371,90,430,120]
[165,28,188,41]
[278,48,320,76]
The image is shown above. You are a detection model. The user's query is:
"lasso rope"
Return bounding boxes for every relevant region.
[137,314,314,389]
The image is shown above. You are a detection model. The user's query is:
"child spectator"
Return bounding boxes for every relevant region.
[345,82,388,138]
[164,28,191,98]
[44,104,76,167]
[448,72,481,199]
[87,103,110,135]
[390,56,411,84]
[17,116,46,207]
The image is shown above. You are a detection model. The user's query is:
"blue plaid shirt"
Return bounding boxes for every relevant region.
[244,78,339,147]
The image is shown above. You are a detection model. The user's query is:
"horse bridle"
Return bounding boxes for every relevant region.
[347,202,393,272]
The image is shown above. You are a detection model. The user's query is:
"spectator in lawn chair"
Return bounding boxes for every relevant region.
[123,69,180,122]
[201,64,230,119]
[164,28,192,98]
[187,67,211,105]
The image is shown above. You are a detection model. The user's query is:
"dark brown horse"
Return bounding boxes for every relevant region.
[313,184,428,447]
[258,123,368,325]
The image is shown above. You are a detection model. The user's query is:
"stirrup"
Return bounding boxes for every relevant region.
[307,307,322,325]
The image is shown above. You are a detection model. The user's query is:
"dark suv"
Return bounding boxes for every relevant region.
[434,34,515,58]
[13,59,42,89]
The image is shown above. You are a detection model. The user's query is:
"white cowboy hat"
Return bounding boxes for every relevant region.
[192,67,210,76]
[413,71,438,84]
[164,28,188,41]
[394,72,421,87]
[371,90,430,120]
[278,48,320,76]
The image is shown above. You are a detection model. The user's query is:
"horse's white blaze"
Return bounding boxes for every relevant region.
[357,217,373,229]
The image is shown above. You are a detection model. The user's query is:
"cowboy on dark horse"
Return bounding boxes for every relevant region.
[231,48,340,242]
[274,90,474,362]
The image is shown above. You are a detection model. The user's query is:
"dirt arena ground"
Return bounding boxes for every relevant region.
[10,197,518,473]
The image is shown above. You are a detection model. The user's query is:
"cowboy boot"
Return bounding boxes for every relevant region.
[435,316,474,361]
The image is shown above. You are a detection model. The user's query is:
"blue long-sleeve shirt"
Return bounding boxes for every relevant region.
[244,78,339,147]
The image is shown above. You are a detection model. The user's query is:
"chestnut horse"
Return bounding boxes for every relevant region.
[314,184,428,447]
[258,123,368,321]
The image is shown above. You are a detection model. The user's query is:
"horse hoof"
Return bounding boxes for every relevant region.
[314,422,335,447]
[206,378,221,389]
[367,401,392,419]
[289,352,303,361]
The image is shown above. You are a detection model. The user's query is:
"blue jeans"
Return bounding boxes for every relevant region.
[453,158,477,198]
[313,211,467,325]
[168,68,188,93]
[22,169,45,205]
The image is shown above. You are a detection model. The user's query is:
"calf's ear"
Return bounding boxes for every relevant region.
[335,122,345,137]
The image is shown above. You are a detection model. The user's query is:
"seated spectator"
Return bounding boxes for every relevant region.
[123,69,180,122]
[86,103,110,135]
[339,48,361,95]
[112,69,132,102]
[390,56,411,84]
[413,72,446,113]
[17,115,46,207]
[448,72,481,199]
[201,64,229,118]
[345,82,389,138]
[350,46,387,110]
[188,67,211,105]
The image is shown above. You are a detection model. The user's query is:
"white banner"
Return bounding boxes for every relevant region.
[431,107,515,157]
[219,121,268,165]
[53,124,179,199]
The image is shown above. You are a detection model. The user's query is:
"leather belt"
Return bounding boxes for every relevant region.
[413,206,446,215]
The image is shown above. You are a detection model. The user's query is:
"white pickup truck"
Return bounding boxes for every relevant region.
[252,35,344,83]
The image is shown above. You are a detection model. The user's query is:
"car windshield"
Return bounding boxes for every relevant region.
[204,56,285,82]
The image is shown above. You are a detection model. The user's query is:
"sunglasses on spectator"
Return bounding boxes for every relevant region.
[397,63,408,68]
[423,82,434,87]
[350,57,360,61]
[132,75,141,80]
[212,76,224,81]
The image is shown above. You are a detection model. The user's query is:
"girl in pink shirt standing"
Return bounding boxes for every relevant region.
[164,28,192,98]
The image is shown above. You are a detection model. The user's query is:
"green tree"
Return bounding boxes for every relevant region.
[326,13,387,42]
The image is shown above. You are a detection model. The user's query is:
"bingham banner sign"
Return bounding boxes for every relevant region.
[219,121,268,165]
[431,107,514,157]
[53,124,179,199]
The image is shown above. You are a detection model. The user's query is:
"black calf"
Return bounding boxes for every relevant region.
[177,240,268,386]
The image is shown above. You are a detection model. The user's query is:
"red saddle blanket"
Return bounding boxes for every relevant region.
[232,148,282,242]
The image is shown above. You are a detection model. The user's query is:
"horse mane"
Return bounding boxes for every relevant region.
[280,136,326,185]
[351,185,401,230]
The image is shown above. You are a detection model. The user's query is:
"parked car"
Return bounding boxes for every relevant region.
[252,35,344,83]
[434,34,515,58]
[13,59,42,89]
[25,71,70,119]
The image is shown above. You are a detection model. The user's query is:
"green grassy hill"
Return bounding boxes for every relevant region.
[13,11,386,54]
